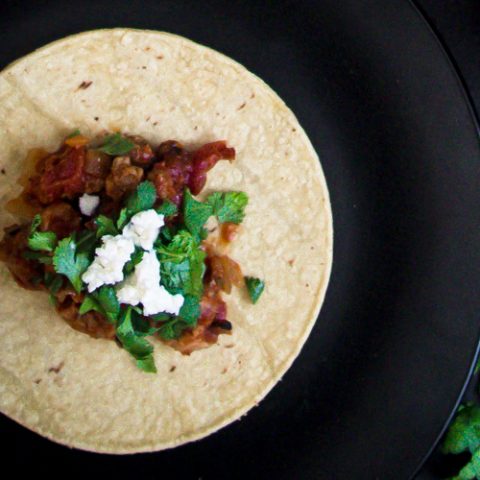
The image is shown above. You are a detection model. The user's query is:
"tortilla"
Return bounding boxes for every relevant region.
[0,29,333,453]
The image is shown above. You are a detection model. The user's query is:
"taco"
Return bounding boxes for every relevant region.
[0,29,332,453]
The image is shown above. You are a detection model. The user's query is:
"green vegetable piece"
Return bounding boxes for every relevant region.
[53,236,90,293]
[245,276,265,304]
[156,199,178,217]
[79,295,103,315]
[28,214,57,252]
[452,447,480,480]
[98,133,135,156]
[443,404,480,455]
[66,129,81,139]
[183,188,213,237]
[207,191,249,224]
[75,230,97,256]
[157,317,189,340]
[117,208,129,230]
[123,248,144,276]
[116,307,157,373]
[95,285,120,323]
[178,295,201,325]
[22,251,53,264]
[95,215,118,238]
[125,181,157,215]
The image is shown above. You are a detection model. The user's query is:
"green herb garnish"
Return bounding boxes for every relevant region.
[27,214,57,252]
[156,199,178,217]
[183,188,213,238]
[245,276,265,304]
[98,133,135,156]
[66,128,81,139]
[116,181,157,229]
[116,307,156,373]
[52,236,90,293]
[207,191,248,224]
[95,215,119,238]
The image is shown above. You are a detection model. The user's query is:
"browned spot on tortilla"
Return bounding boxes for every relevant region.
[142,66,147,70]
[288,259,295,266]
[169,366,176,372]
[77,80,92,90]
[292,127,297,132]
[237,102,246,111]
[153,121,158,126]
[305,283,310,287]
[34,378,42,384]
[221,368,228,374]
[0,168,5,175]
[194,126,198,130]
[146,116,151,121]
[250,92,255,98]
[94,116,99,121]
[225,344,235,349]
[157,55,164,59]
[144,46,151,51]
[310,246,315,250]
[48,361,64,374]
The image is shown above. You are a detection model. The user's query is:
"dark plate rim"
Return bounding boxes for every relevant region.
[408,0,480,477]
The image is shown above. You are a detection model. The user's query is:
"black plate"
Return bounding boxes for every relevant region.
[1,1,480,478]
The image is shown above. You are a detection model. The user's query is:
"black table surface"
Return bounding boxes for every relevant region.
[415,0,480,478]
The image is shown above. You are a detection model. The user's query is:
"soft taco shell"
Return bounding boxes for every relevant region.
[0,29,333,453]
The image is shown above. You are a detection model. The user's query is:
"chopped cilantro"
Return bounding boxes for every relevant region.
[183,188,213,238]
[98,133,135,156]
[157,317,190,340]
[123,247,144,276]
[116,307,156,373]
[75,229,97,256]
[156,199,178,217]
[95,286,120,323]
[207,191,248,224]
[116,181,157,229]
[53,236,90,293]
[66,128,81,139]
[125,181,157,215]
[22,250,53,264]
[245,276,265,304]
[79,295,102,315]
[95,215,118,238]
[117,208,129,230]
[27,214,57,252]
[157,230,206,298]
[79,286,120,323]
[178,295,201,324]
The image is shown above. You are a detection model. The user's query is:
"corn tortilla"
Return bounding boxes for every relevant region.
[0,29,333,453]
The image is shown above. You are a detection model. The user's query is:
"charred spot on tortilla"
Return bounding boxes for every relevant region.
[77,80,92,90]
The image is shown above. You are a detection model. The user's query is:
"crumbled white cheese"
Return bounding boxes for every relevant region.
[79,193,100,216]
[82,235,135,292]
[122,209,165,251]
[117,250,184,316]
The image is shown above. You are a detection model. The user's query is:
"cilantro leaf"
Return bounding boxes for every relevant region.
[22,250,53,264]
[79,295,103,315]
[157,230,206,297]
[178,295,201,324]
[443,404,480,455]
[207,191,248,224]
[123,247,144,276]
[117,208,129,230]
[27,214,57,252]
[53,237,90,293]
[245,276,265,304]
[66,129,81,139]
[44,273,63,295]
[75,229,97,256]
[451,448,480,480]
[98,133,135,156]
[95,215,118,238]
[156,199,178,217]
[95,285,120,323]
[183,188,213,237]
[125,181,157,215]
[116,307,156,373]
[157,317,190,340]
